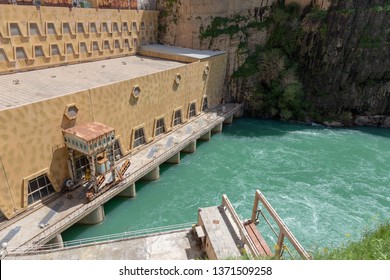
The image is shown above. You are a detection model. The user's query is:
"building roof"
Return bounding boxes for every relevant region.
[0,55,185,111]
[141,44,225,60]
[63,122,114,142]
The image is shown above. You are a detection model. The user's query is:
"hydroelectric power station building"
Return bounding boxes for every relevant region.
[0,3,227,220]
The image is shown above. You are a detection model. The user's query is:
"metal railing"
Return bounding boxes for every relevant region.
[7,222,194,255]
[251,190,311,260]
[10,104,243,254]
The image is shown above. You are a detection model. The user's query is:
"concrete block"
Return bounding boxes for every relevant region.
[199,130,211,141]
[166,152,180,164]
[78,205,105,225]
[117,183,136,198]
[182,141,196,153]
[224,115,233,124]
[45,234,64,249]
[141,166,160,181]
[211,122,223,133]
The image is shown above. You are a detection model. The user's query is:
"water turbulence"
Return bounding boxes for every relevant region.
[62,118,390,252]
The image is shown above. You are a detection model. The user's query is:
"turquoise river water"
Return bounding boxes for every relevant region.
[62,118,390,253]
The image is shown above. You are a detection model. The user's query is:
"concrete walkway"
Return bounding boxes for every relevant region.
[0,104,243,256]
[6,229,203,260]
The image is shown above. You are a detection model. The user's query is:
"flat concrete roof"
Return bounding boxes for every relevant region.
[141,44,225,60]
[0,55,185,111]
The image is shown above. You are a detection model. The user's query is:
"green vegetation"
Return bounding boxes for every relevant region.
[315,221,390,260]
[159,0,181,25]
[232,2,308,120]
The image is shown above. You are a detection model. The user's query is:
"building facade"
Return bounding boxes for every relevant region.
[0,5,227,219]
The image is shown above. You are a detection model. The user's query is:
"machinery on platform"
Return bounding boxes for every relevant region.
[62,122,130,201]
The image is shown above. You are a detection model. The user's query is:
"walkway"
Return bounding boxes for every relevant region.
[6,229,202,260]
[0,103,243,255]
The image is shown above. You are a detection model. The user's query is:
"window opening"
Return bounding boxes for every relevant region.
[114,139,122,159]
[202,96,208,111]
[75,155,89,180]
[133,128,146,148]
[155,118,165,137]
[189,103,196,118]
[27,174,55,205]
[173,110,182,126]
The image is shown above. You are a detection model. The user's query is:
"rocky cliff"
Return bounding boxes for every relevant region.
[299,0,390,117]
[157,0,277,100]
[157,0,390,124]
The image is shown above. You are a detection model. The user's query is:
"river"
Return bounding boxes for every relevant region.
[62,118,390,253]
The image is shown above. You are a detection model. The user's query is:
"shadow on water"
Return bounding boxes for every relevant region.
[221,117,324,138]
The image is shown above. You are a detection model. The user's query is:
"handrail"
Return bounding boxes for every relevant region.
[7,222,195,255]
[251,190,311,260]
[11,104,243,253]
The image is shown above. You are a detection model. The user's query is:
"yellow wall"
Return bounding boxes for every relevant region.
[0,5,158,74]
[0,51,227,219]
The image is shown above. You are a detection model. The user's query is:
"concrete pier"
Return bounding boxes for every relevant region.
[141,166,160,181]
[117,183,136,198]
[182,141,196,153]
[211,122,223,133]
[166,152,180,164]
[45,234,64,249]
[78,205,105,225]
[199,130,211,141]
[224,115,233,124]
[234,105,244,118]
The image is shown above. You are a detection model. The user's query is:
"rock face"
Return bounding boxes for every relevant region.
[158,0,390,120]
[354,115,390,127]
[299,0,390,115]
[157,0,276,99]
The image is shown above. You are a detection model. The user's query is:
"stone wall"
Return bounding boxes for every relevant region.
[0,6,158,74]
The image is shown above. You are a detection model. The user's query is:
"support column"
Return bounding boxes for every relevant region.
[108,144,116,183]
[182,141,196,153]
[117,183,136,198]
[224,115,233,124]
[234,105,244,118]
[166,152,180,164]
[275,232,285,259]
[141,166,160,181]
[88,155,97,193]
[45,234,64,249]
[199,130,211,141]
[211,122,223,134]
[68,150,76,182]
[78,205,105,225]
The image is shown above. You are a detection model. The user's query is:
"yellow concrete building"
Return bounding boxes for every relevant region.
[0,5,227,219]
